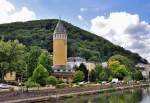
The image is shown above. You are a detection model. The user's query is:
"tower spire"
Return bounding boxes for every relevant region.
[54,18,66,34]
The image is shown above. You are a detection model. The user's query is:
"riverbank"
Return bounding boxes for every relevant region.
[0,82,149,103]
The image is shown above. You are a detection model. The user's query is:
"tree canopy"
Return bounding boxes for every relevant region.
[31,64,49,86]
[0,39,26,80]
[38,50,52,73]
[26,46,42,78]
[108,60,128,80]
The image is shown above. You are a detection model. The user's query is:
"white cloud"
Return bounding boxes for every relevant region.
[0,0,15,13]
[80,8,87,12]
[0,0,36,24]
[77,15,83,20]
[90,12,150,62]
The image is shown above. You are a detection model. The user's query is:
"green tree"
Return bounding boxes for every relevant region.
[79,48,92,60]
[73,70,85,83]
[76,63,88,81]
[0,39,26,81]
[95,64,103,80]
[132,70,143,80]
[99,69,109,81]
[108,54,134,69]
[47,76,58,86]
[31,64,49,86]
[38,50,52,73]
[118,65,128,76]
[108,60,128,80]
[89,69,97,82]
[26,46,41,78]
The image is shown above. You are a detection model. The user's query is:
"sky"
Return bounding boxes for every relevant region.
[0,0,150,62]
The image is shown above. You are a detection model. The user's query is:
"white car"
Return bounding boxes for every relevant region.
[102,81,107,84]
[79,81,87,85]
[0,83,11,89]
[112,78,119,83]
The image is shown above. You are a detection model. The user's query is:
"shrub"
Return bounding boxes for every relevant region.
[47,76,58,86]
[56,83,70,88]
[108,76,113,82]
[73,70,85,83]
[25,78,40,88]
[123,75,132,82]
[57,79,64,84]
[56,83,66,89]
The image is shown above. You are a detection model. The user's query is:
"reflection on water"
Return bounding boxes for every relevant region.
[41,87,150,103]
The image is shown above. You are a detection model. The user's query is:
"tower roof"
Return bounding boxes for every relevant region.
[54,20,67,34]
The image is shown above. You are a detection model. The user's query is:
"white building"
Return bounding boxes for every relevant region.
[136,63,150,79]
[67,57,97,72]
[86,62,96,72]
[67,57,86,69]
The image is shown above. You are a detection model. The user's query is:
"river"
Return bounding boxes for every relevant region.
[41,87,150,103]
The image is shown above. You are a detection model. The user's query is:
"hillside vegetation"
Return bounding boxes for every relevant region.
[0,19,148,64]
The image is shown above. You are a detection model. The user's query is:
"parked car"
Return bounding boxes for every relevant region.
[112,78,119,83]
[0,83,11,89]
[79,81,86,85]
[102,81,107,84]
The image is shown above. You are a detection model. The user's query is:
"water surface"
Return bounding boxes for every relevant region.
[41,87,150,103]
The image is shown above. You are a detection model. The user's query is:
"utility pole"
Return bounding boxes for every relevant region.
[88,70,90,83]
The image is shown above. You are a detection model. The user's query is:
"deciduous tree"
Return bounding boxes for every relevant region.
[38,50,52,73]
[31,64,49,86]
[0,40,26,81]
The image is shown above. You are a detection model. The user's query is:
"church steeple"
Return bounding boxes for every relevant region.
[53,20,67,40]
[54,20,67,34]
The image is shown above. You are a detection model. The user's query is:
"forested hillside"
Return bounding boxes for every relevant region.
[0,19,148,64]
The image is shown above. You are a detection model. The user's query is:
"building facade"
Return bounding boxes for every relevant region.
[4,72,16,81]
[67,57,96,72]
[67,57,86,69]
[136,63,150,79]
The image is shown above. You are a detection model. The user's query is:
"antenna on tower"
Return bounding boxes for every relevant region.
[59,16,61,20]
[58,15,63,21]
